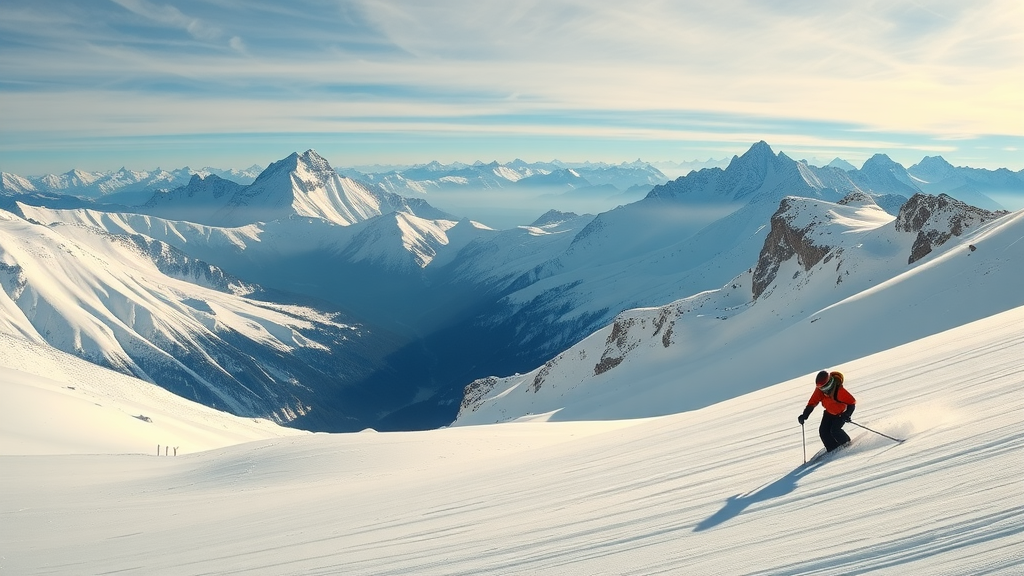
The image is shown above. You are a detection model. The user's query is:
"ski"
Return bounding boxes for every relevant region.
[802,440,854,467]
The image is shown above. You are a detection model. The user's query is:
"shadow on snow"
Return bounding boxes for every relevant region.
[694,460,825,532]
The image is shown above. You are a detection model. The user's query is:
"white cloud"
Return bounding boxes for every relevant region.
[111,0,222,41]
[229,36,247,54]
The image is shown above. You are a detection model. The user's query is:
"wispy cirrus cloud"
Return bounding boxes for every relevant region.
[0,0,1020,173]
[110,0,223,42]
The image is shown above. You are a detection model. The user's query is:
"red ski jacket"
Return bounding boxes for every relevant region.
[806,372,856,415]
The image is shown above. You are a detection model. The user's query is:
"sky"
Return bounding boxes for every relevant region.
[1,0,1022,175]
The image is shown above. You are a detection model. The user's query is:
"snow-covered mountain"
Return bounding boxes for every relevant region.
[140,173,245,223]
[825,157,858,171]
[134,150,454,228]
[0,171,38,194]
[839,153,1022,212]
[907,155,1024,211]
[456,192,1017,425]
[5,142,1021,433]
[213,150,383,226]
[0,205,417,429]
[0,164,264,202]
[17,197,494,339]
[649,157,731,178]
[444,142,865,365]
[847,153,921,197]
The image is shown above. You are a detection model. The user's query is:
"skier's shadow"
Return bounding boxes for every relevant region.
[694,462,821,532]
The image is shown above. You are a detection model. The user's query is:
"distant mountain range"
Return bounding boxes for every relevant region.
[342,158,668,194]
[2,142,1022,432]
[1,165,264,205]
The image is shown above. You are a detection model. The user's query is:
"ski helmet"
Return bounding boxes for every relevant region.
[815,370,830,387]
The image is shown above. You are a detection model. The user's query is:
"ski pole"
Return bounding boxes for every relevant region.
[801,421,806,464]
[848,420,905,443]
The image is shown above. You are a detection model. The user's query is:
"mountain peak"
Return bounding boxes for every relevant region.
[861,153,900,170]
[295,149,333,175]
[732,140,775,163]
[646,140,846,204]
[908,156,956,182]
[918,155,953,169]
[725,141,783,171]
[531,209,580,227]
[849,154,919,196]
[827,158,857,172]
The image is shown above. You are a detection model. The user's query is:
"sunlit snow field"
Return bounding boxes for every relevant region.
[2,304,1022,575]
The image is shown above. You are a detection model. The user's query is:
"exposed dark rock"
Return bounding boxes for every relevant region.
[895,194,1007,264]
[837,191,877,206]
[461,376,498,412]
[752,198,833,299]
[594,355,623,375]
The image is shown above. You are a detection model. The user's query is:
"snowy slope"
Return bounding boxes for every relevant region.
[442,210,596,290]
[0,335,304,456]
[1,303,1021,574]
[0,172,37,194]
[456,196,1020,425]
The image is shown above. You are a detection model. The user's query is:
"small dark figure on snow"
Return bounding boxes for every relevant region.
[798,370,856,452]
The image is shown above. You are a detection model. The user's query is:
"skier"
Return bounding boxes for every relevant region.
[798,370,856,452]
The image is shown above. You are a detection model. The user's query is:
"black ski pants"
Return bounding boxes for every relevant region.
[819,412,851,452]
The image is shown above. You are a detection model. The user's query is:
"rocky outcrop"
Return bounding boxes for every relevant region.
[837,191,877,206]
[461,376,499,413]
[895,194,1008,264]
[752,197,834,300]
[455,302,684,418]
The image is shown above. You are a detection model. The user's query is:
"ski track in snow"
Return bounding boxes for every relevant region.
[2,305,1023,575]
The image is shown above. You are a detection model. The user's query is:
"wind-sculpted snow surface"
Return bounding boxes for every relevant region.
[455,197,1021,425]
[2,305,1022,574]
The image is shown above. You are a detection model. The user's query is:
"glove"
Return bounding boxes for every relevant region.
[841,405,855,423]
[798,405,813,425]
